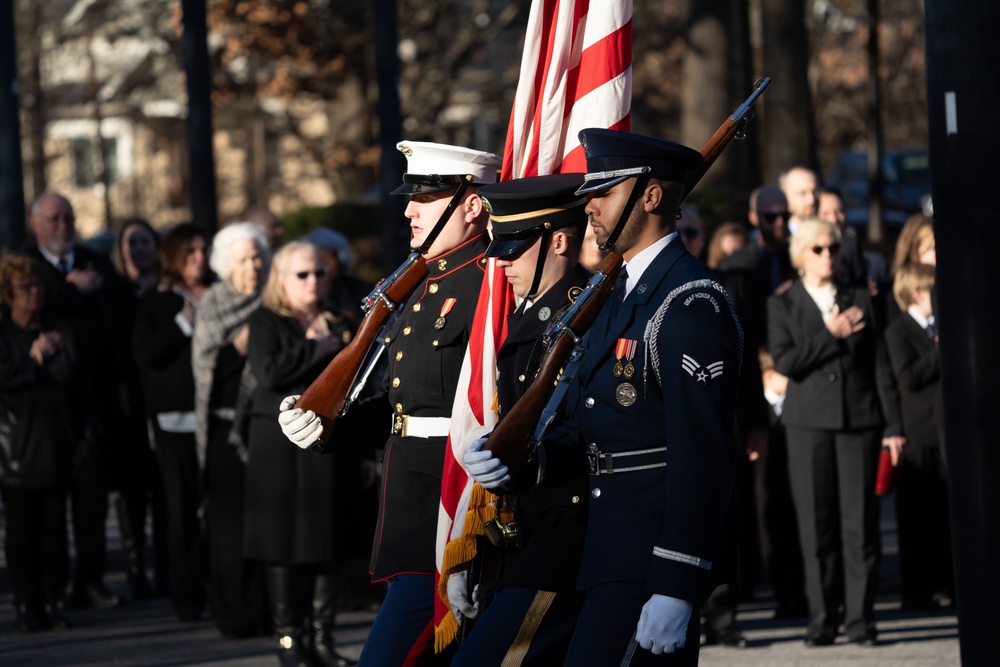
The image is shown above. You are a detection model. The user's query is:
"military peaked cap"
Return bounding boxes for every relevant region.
[576,128,703,194]
[480,173,588,258]
[391,141,502,196]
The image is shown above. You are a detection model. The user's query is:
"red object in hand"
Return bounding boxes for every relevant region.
[875,446,896,495]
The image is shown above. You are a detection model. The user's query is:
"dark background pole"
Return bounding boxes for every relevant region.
[373,0,407,271]
[0,0,26,250]
[925,2,1000,665]
[181,0,218,234]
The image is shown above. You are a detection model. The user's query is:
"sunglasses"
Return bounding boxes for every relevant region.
[760,210,791,223]
[679,227,702,240]
[293,268,327,280]
[810,243,841,256]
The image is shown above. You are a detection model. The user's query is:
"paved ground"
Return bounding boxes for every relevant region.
[0,497,961,666]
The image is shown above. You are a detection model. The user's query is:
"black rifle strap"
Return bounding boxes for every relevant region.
[417,176,473,255]
[599,173,650,253]
[526,228,552,301]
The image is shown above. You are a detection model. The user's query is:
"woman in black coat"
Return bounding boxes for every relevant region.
[132,223,213,621]
[768,218,902,648]
[0,254,92,632]
[244,241,355,667]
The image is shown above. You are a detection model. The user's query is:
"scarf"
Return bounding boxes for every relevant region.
[191,280,261,467]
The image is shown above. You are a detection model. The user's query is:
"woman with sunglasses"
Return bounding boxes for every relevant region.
[767,217,902,648]
[242,241,356,667]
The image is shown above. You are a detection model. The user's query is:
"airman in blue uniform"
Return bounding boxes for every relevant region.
[466,130,742,666]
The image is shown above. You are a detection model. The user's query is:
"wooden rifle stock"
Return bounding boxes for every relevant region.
[485,253,623,484]
[296,252,429,448]
[484,76,771,486]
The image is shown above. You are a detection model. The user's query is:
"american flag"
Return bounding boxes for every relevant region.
[433,0,633,650]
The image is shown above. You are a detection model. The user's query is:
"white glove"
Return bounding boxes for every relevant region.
[447,571,480,620]
[635,594,692,655]
[462,437,510,489]
[278,395,323,448]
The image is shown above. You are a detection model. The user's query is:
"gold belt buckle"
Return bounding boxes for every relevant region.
[392,415,408,436]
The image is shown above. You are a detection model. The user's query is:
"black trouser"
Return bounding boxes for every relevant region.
[70,451,109,588]
[205,416,268,637]
[152,423,206,618]
[1,484,70,609]
[756,423,807,612]
[896,443,954,602]
[786,426,881,640]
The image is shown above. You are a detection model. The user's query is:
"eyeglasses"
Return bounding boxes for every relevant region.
[760,210,791,224]
[292,269,326,280]
[810,243,841,256]
[679,227,702,240]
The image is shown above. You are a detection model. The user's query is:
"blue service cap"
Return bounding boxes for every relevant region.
[479,173,588,258]
[576,129,703,195]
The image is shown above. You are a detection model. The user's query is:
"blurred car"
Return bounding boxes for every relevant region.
[826,147,932,228]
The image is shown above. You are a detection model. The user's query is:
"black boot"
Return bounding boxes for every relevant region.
[116,495,153,601]
[266,565,311,667]
[311,571,356,667]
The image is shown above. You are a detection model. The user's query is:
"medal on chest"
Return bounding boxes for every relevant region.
[435,297,458,330]
[614,338,638,379]
[613,338,640,406]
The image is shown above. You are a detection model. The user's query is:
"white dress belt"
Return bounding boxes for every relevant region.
[391,415,451,438]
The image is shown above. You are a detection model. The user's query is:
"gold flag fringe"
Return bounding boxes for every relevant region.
[434,482,508,652]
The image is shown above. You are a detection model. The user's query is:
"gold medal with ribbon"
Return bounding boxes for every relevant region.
[614,338,638,378]
[435,297,458,330]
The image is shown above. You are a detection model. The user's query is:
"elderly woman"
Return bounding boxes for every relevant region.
[133,223,213,621]
[768,218,902,647]
[0,254,92,632]
[243,241,356,666]
[192,221,271,638]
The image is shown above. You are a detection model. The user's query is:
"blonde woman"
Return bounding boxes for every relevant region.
[243,242,355,667]
[768,218,902,648]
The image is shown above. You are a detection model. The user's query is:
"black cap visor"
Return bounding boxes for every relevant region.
[391,173,466,197]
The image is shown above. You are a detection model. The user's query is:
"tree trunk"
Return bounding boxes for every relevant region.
[758,0,818,182]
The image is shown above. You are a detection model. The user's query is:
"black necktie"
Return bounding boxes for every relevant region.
[925,321,938,339]
[608,267,629,323]
[57,257,70,274]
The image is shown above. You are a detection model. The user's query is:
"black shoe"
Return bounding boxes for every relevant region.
[850,632,878,647]
[704,628,749,648]
[277,635,313,667]
[43,604,72,630]
[804,632,836,647]
[72,582,122,609]
[13,605,44,633]
[314,639,358,666]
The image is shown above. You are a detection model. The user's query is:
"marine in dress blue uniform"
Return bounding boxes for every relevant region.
[358,142,500,667]
[550,130,741,666]
[450,173,591,666]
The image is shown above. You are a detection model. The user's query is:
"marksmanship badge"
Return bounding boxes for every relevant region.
[616,382,638,406]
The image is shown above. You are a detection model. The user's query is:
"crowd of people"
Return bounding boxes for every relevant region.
[0,133,949,667]
[0,193,378,667]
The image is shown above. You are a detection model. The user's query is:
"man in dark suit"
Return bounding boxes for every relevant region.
[469,130,742,665]
[716,185,808,621]
[25,192,126,609]
[450,173,591,665]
